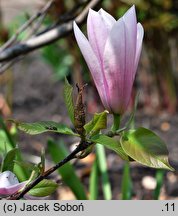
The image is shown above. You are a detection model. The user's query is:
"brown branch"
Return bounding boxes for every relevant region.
[7,141,91,200]
[37,0,90,35]
[26,10,49,40]
[0,0,102,64]
[0,59,18,73]
[0,0,56,52]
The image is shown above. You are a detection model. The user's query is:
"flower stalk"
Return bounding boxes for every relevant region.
[111,114,121,132]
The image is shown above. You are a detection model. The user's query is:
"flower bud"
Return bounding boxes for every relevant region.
[74,6,144,114]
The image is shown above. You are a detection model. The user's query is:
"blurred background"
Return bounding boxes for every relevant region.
[0,0,178,200]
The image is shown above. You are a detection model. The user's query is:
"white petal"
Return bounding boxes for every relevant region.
[0,171,19,187]
[103,6,138,113]
[134,23,144,77]
[73,21,109,109]
[87,9,112,63]
[0,182,27,195]
[103,18,126,113]
[98,8,116,29]
[123,5,137,81]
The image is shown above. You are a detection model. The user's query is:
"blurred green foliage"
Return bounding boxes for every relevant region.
[42,41,74,80]
[0,118,29,181]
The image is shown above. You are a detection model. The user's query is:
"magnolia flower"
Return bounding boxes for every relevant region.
[0,171,50,200]
[0,171,37,199]
[0,171,26,196]
[73,6,144,114]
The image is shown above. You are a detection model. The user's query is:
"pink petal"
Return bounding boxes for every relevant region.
[98,8,116,30]
[103,6,138,113]
[122,5,137,82]
[134,23,144,77]
[122,6,138,110]
[103,18,126,113]
[0,182,27,195]
[87,9,112,64]
[0,171,19,187]
[73,21,110,110]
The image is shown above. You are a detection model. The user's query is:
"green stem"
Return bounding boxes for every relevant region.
[121,162,132,200]
[153,169,165,200]
[111,114,121,132]
[89,158,99,200]
[96,144,112,200]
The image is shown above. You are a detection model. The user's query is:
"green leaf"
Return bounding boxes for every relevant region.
[0,118,29,180]
[28,179,58,197]
[64,78,75,124]
[90,134,130,161]
[1,148,18,172]
[47,139,87,199]
[0,117,16,149]
[121,127,174,171]
[84,111,108,136]
[27,165,42,183]
[9,120,77,136]
[14,160,37,171]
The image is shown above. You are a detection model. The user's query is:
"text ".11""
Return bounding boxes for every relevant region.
[162,203,175,212]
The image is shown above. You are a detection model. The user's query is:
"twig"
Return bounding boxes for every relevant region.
[0,0,56,52]
[0,0,102,64]
[0,60,17,74]
[7,141,91,200]
[54,0,89,25]
[37,0,90,36]
[0,57,23,74]
[26,11,48,39]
